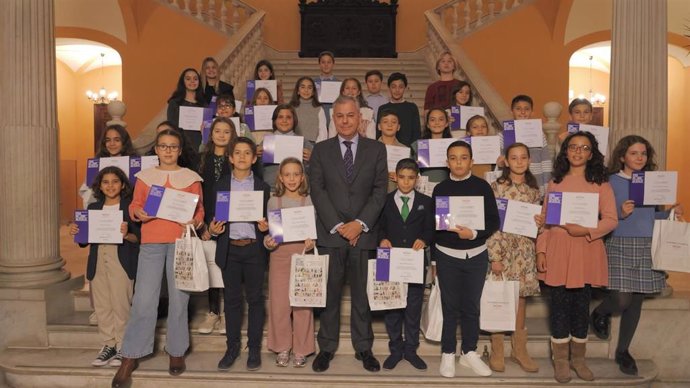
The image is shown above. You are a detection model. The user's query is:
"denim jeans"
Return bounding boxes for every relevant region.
[121,243,190,358]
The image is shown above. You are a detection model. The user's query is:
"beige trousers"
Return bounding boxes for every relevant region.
[92,245,133,348]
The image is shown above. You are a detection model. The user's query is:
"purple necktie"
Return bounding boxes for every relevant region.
[343,140,354,183]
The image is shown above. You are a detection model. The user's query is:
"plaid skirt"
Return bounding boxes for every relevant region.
[605,236,666,293]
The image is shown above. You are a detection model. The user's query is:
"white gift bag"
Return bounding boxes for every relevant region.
[173,224,209,292]
[479,275,519,332]
[366,260,408,311]
[201,239,224,288]
[420,276,443,341]
[289,247,329,307]
[652,209,690,273]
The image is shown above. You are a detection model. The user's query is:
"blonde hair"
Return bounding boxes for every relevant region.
[274,157,309,197]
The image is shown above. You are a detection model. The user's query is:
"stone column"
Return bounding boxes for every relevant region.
[0,0,69,287]
[609,0,668,166]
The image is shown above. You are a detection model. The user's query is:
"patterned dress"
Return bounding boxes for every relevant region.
[487,180,541,297]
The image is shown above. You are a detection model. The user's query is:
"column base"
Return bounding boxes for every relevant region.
[0,258,70,288]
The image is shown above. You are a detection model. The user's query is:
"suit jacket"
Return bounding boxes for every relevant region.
[213,174,271,269]
[379,190,435,249]
[309,135,388,249]
[83,197,140,281]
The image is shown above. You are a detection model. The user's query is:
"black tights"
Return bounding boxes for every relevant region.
[595,291,644,353]
[548,285,591,339]
[208,287,222,315]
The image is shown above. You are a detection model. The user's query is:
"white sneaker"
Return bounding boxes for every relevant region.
[219,314,226,335]
[198,312,220,334]
[439,352,456,378]
[459,350,492,376]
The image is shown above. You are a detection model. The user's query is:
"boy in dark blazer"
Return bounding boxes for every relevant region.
[378,158,435,370]
[210,137,271,372]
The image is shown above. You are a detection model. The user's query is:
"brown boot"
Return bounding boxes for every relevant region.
[570,337,594,381]
[510,328,539,372]
[489,333,505,372]
[551,337,571,383]
[169,355,186,376]
[111,357,138,388]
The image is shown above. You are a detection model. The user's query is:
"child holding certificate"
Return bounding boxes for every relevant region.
[249,87,275,107]
[214,95,255,141]
[377,109,408,193]
[558,98,593,143]
[289,76,328,144]
[378,158,434,371]
[112,129,204,387]
[313,50,338,128]
[263,157,316,368]
[166,68,206,151]
[591,135,684,375]
[465,114,495,179]
[536,132,617,383]
[327,78,375,139]
[411,108,452,186]
[210,137,271,372]
[433,140,500,378]
[485,143,543,373]
[70,166,140,368]
[253,59,283,103]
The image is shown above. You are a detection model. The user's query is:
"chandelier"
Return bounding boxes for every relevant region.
[85,53,119,103]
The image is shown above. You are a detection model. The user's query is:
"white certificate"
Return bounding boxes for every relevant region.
[498,199,542,238]
[248,79,278,101]
[230,117,241,136]
[460,106,485,130]
[469,135,501,165]
[178,106,205,131]
[88,210,123,244]
[234,100,243,114]
[269,205,317,243]
[140,155,159,171]
[245,105,277,130]
[514,119,543,148]
[385,145,411,172]
[318,81,342,103]
[262,135,304,164]
[98,156,131,178]
[416,138,456,168]
[153,188,199,224]
[633,171,678,205]
[436,196,485,230]
[569,123,609,156]
[546,192,599,228]
[228,191,264,222]
[385,248,424,284]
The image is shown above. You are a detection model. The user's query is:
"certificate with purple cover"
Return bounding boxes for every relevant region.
[268,205,317,243]
[214,191,264,222]
[435,196,485,230]
[416,138,456,168]
[629,171,677,206]
[246,80,278,101]
[375,247,424,284]
[567,123,609,156]
[262,135,304,164]
[497,198,542,238]
[244,105,277,130]
[502,119,543,148]
[545,192,599,228]
[143,185,199,224]
[200,107,216,144]
[450,105,485,130]
[128,156,159,185]
[86,156,130,186]
[73,210,123,244]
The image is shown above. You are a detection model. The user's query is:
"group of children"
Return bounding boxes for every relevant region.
[70,51,684,388]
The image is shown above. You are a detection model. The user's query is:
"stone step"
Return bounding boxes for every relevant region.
[0,346,657,388]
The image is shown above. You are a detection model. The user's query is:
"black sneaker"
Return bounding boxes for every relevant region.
[615,350,638,375]
[590,309,610,339]
[247,348,262,371]
[218,343,241,371]
[91,345,117,367]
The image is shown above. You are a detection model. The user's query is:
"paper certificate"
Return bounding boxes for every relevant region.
[268,205,317,243]
[87,156,159,186]
[435,196,485,230]
[244,105,277,130]
[497,198,542,238]
[416,138,456,168]
[630,171,678,206]
[465,135,500,165]
[178,106,205,131]
[567,123,609,156]
[385,145,411,172]
[246,80,278,101]
[450,105,485,130]
[545,192,599,228]
[503,119,543,148]
[317,81,342,104]
[143,185,199,224]
[74,210,124,244]
[262,135,304,164]
[215,191,264,222]
[376,248,424,284]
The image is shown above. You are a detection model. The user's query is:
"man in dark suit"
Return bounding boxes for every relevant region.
[378,158,435,371]
[309,95,388,372]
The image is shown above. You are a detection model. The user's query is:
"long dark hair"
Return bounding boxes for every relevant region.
[289,76,321,107]
[496,143,538,190]
[552,131,607,184]
[97,124,135,157]
[607,135,657,174]
[198,117,237,173]
[451,81,473,106]
[421,108,452,139]
[168,68,204,104]
[90,165,132,201]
